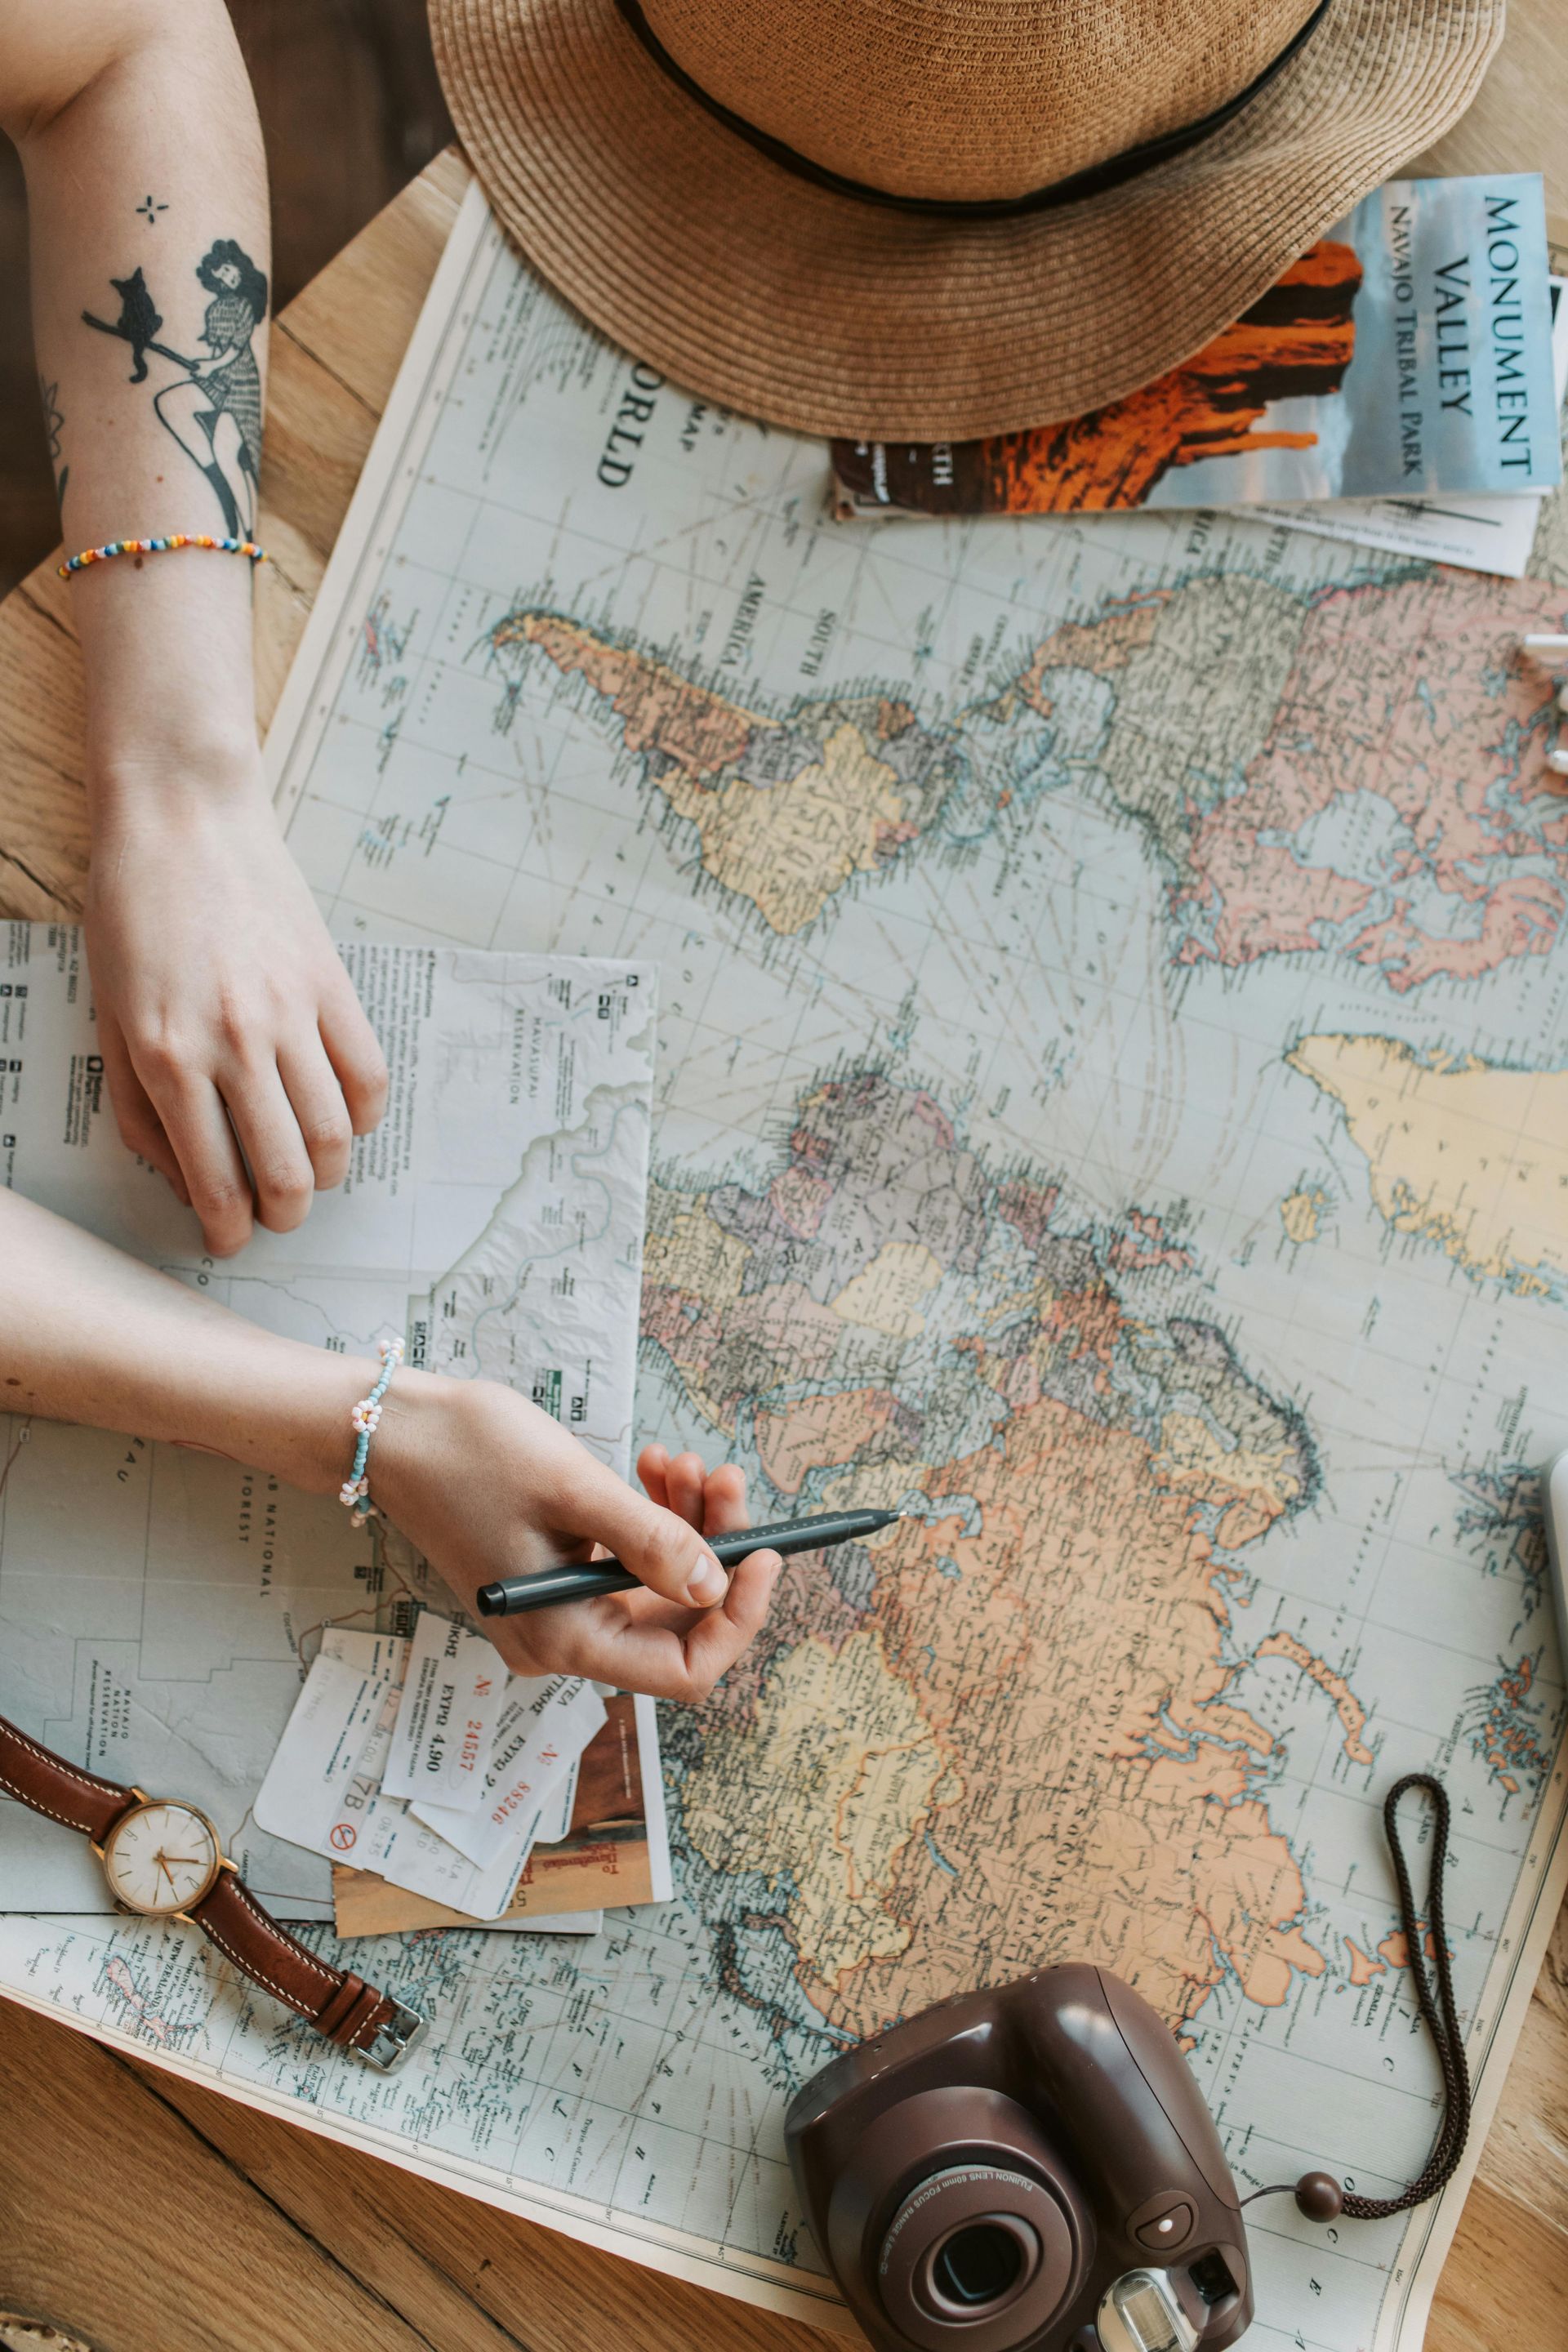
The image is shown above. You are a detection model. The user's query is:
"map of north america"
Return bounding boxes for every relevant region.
[490,566,1568,992]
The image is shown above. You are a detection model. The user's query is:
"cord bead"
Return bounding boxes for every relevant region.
[57,531,270,579]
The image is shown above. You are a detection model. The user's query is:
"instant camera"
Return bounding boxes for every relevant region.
[786,1963,1251,2352]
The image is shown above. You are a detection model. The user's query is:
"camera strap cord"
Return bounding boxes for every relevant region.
[1242,1773,1472,2224]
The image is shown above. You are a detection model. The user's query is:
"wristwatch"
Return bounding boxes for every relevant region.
[0,1713,424,2070]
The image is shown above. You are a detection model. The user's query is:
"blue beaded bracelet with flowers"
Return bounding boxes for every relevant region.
[340,1337,404,1518]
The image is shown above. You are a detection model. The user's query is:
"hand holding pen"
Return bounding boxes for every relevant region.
[370,1375,791,1702]
[478,1503,903,1615]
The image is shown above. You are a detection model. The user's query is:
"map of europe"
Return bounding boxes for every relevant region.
[7,189,1567,2352]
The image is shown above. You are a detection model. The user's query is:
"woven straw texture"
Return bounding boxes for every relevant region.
[430,0,1506,439]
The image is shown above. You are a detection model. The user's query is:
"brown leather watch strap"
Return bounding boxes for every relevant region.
[0,1710,422,2069]
[0,1715,136,1844]
[191,1871,406,2056]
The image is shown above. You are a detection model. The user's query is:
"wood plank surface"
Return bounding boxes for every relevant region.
[4,10,1568,2338]
[1412,2,1568,238]
[0,1999,843,2352]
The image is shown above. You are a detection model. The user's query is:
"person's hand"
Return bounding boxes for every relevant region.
[372,1372,783,1701]
[83,760,388,1255]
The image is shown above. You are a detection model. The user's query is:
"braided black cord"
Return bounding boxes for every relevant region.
[1340,1773,1472,2221]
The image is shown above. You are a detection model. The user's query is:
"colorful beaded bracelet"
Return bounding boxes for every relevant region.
[340,1337,405,1519]
[57,532,269,579]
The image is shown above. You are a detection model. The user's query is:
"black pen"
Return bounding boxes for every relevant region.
[475,1507,906,1617]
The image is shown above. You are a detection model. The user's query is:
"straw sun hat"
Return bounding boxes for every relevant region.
[430,0,1504,441]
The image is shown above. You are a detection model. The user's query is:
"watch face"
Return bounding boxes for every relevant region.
[101,1800,222,1917]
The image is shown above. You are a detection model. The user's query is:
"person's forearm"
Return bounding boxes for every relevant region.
[2,7,390,1256]
[0,1192,786,1699]
[11,0,270,795]
[0,1191,362,1493]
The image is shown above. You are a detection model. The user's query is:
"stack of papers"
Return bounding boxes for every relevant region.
[256,1619,607,1929]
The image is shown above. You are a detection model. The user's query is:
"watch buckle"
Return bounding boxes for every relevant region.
[356,1994,426,2072]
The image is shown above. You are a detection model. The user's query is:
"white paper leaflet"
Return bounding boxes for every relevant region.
[0,929,657,1919]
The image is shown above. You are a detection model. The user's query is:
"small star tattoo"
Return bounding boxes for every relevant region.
[135,195,168,225]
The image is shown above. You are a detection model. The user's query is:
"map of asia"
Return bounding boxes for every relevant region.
[9,182,1568,2348]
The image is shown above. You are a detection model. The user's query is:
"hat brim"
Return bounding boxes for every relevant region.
[430,0,1505,440]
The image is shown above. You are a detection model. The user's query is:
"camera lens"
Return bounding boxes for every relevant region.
[932,2221,1025,2308]
[879,2163,1074,2350]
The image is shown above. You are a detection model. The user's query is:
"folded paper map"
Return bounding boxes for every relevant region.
[0,929,657,1920]
[835,175,1561,515]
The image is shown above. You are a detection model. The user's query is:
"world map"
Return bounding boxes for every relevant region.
[492,560,1568,995]
[10,186,1568,2352]
[656,1071,1327,2030]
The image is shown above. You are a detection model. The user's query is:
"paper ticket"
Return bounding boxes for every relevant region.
[380,1608,506,1811]
[253,1629,408,1864]
[412,1674,604,1871]
[357,1797,528,1920]
[254,1630,604,1921]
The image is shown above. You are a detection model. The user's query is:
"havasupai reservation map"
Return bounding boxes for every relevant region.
[7,180,1568,2347]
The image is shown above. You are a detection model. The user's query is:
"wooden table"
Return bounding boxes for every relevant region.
[4,40,1568,2347]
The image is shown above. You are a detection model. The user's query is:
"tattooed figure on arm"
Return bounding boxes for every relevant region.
[2,0,388,1254]
[84,235,268,536]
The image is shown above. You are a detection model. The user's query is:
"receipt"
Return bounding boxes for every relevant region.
[253,1631,408,1866]
[412,1675,605,1870]
[381,1610,507,1811]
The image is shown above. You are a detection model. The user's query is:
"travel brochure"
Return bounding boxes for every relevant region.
[835,174,1561,519]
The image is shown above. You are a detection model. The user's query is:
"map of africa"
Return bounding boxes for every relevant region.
[6,185,1568,2351]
